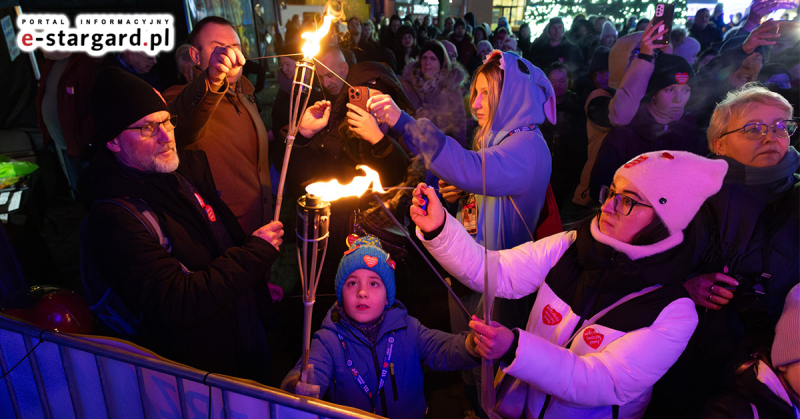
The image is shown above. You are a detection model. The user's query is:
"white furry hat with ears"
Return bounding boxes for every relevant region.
[614,151,728,235]
[592,151,728,260]
[772,283,800,368]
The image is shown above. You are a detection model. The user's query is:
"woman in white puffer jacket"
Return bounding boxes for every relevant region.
[411,150,728,418]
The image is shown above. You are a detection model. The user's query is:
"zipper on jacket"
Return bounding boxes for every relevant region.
[390,362,399,401]
[370,347,389,416]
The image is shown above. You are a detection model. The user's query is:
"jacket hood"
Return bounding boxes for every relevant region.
[331,61,415,127]
[578,219,692,287]
[477,23,492,39]
[486,51,557,147]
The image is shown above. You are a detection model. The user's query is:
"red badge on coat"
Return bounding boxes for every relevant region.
[193,193,217,222]
[542,305,563,325]
[583,328,604,349]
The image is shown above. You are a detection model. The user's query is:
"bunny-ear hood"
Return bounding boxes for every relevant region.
[486,51,557,147]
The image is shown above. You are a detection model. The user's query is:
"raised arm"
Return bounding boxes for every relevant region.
[165,46,246,148]
[608,23,669,127]
[411,184,574,299]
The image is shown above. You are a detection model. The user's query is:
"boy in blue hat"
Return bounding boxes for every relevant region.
[281,235,480,418]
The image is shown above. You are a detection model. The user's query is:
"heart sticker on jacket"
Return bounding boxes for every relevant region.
[674,72,689,84]
[364,255,379,267]
[583,328,604,349]
[542,305,563,325]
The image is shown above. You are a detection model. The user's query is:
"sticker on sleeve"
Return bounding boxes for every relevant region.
[583,328,604,349]
[542,305,563,325]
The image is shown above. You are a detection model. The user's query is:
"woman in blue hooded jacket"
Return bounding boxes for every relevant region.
[368,51,554,411]
[369,50,554,252]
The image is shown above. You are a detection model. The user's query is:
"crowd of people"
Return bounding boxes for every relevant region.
[31,2,800,418]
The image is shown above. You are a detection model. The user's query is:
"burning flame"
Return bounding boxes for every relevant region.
[301,3,344,59]
[305,165,386,201]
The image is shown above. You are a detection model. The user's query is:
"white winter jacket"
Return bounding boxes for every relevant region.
[419,213,699,419]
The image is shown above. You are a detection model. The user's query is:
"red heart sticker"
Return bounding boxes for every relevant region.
[364,255,379,268]
[674,72,689,84]
[542,305,563,325]
[346,234,360,248]
[387,259,396,269]
[661,152,675,160]
[343,245,360,255]
[583,328,604,349]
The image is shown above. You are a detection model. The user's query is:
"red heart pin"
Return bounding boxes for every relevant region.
[661,152,675,160]
[346,234,360,248]
[583,328,604,349]
[542,305,563,325]
[364,255,379,268]
[387,259,396,269]
[674,72,689,84]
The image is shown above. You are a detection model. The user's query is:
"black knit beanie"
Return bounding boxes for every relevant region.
[454,18,466,29]
[396,24,416,40]
[588,47,610,75]
[420,41,447,69]
[646,53,694,96]
[91,67,169,144]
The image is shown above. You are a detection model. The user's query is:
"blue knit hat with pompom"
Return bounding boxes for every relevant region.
[335,235,396,307]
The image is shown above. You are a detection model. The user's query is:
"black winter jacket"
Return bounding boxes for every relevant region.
[85,150,279,382]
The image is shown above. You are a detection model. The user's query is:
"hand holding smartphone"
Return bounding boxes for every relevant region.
[348,86,370,112]
[652,3,675,45]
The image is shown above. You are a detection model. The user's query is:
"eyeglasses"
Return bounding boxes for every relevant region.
[718,119,798,141]
[125,115,178,138]
[599,186,653,216]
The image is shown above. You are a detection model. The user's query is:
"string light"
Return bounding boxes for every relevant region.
[523,0,687,28]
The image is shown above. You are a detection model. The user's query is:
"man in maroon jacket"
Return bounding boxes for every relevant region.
[164,16,272,236]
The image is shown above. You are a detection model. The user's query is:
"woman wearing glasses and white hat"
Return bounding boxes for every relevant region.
[410,150,728,418]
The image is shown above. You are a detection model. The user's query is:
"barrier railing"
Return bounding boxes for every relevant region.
[0,315,381,419]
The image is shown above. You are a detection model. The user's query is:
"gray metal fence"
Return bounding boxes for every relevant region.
[0,315,380,419]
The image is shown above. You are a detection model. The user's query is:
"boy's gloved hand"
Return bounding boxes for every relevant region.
[296,382,321,399]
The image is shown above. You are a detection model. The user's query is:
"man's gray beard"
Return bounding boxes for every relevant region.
[149,152,180,173]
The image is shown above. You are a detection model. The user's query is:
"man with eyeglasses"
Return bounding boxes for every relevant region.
[163,16,272,237]
[84,67,284,384]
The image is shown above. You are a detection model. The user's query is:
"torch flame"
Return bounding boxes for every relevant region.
[300,3,344,59]
[305,165,386,201]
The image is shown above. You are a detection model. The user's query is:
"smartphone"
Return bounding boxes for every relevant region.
[348,86,369,112]
[652,3,675,45]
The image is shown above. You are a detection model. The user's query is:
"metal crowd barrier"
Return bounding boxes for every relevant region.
[0,314,380,419]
